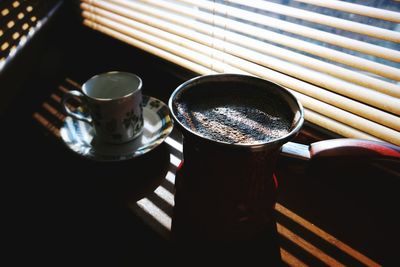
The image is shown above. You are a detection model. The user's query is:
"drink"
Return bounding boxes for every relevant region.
[173,86,292,144]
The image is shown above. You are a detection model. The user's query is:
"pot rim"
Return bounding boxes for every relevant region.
[168,74,304,151]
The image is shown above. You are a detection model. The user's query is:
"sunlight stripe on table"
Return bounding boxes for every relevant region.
[280,248,308,267]
[154,185,174,206]
[170,153,181,167]
[277,223,345,266]
[136,197,171,230]
[50,93,61,103]
[58,85,69,93]
[42,102,65,121]
[33,112,60,138]
[165,171,176,184]
[65,77,82,89]
[275,203,381,267]
[165,136,183,152]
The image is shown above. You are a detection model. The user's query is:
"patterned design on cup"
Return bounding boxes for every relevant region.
[62,72,144,144]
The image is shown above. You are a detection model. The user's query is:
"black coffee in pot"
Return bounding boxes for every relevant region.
[173,83,292,144]
[170,75,304,242]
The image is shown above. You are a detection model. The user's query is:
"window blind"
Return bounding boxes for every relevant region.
[80,0,400,145]
[0,0,60,71]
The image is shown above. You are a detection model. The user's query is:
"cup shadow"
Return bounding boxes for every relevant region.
[80,142,171,204]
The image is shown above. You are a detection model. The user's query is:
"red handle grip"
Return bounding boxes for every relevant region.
[310,139,400,161]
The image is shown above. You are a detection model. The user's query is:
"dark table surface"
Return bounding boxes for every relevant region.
[1,10,398,264]
[3,74,398,266]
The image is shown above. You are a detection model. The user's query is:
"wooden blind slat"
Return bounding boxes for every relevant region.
[294,0,400,23]
[168,0,400,81]
[107,0,400,63]
[81,4,400,129]
[83,17,400,145]
[108,0,400,93]
[81,0,400,145]
[83,19,214,75]
[82,1,400,113]
[222,0,400,42]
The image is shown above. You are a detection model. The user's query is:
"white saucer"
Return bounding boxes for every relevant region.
[60,95,173,161]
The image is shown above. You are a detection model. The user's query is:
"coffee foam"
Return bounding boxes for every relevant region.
[174,89,292,145]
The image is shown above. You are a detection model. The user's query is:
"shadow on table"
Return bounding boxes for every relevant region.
[12,76,388,265]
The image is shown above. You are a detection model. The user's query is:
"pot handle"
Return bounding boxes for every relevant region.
[310,139,400,161]
[281,139,400,161]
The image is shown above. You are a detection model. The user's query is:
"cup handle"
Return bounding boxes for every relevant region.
[62,90,92,124]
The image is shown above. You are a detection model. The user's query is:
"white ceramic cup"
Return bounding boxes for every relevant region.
[62,71,143,144]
